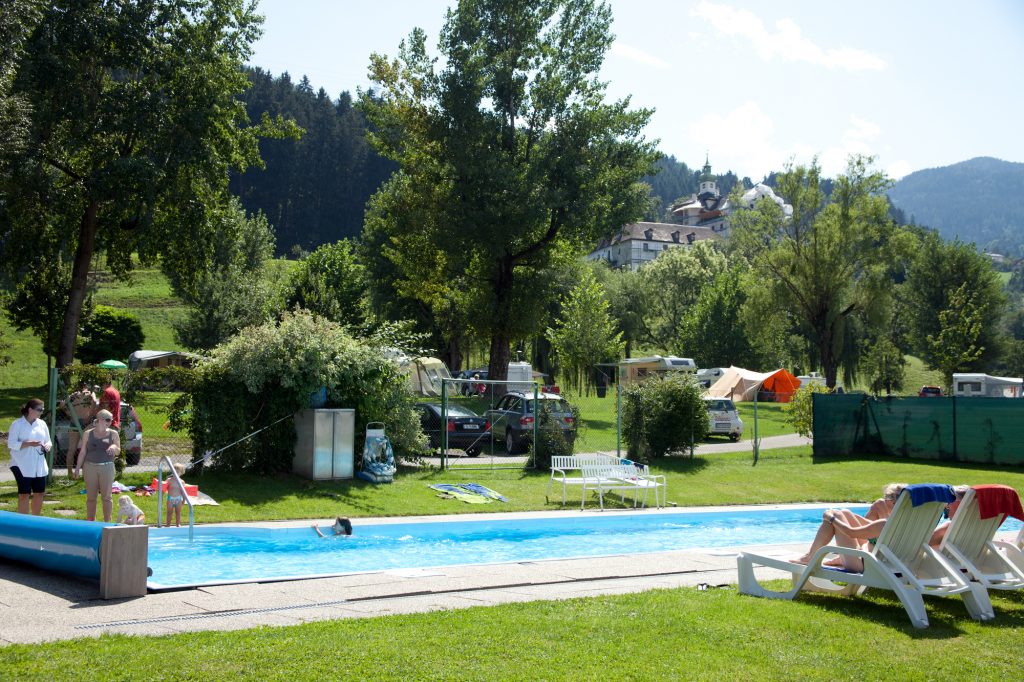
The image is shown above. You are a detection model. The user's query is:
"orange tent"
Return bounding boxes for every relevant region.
[759,369,801,403]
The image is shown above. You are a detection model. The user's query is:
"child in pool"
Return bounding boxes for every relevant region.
[166,462,188,527]
[313,516,353,537]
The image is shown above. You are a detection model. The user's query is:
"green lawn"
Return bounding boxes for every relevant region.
[1,569,1021,678]
[8,446,1024,522]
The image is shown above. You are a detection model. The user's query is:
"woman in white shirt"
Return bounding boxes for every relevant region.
[6,398,52,515]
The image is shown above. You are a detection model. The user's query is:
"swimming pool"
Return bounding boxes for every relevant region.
[146,507,1024,590]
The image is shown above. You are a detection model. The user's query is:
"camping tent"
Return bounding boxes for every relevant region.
[707,366,801,403]
[403,357,452,397]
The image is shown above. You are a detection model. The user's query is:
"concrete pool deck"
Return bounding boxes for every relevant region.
[0,505,821,646]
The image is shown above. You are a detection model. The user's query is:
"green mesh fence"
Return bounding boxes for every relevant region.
[813,393,1024,464]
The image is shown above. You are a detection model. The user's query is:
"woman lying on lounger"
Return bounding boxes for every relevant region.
[795,483,907,570]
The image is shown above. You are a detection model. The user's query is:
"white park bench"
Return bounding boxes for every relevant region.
[547,454,665,509]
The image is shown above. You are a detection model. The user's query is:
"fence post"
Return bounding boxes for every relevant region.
[752,390,760,465]
[952,394,957,460]
[441,379,448,471]
[47,367,59,479]
[616,383,622,458]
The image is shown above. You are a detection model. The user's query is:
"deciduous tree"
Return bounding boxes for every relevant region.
[0,0,295,368]
[546,269,624,393]
[730,156,909,387]
[360,0,658,382]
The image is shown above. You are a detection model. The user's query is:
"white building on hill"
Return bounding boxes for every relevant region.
[586,221,720,271]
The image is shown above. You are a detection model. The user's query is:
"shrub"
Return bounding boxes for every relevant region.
[621,373,708,461]
[531,402,579,471]
[76,305,144,364]
[180,309,425,473]
[783,383,831,437]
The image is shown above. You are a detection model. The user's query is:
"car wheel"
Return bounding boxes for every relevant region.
[54,449,67,468]
[729,433,740,442]
[505,429,521,455]
[126,450,141,466]
[465,446,481,457]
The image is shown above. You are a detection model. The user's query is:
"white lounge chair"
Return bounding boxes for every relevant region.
[737,484,992,628]
[940,485,1024,598]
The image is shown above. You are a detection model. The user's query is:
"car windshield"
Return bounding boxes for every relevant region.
[526,398,572,414]
[705,399,735,411]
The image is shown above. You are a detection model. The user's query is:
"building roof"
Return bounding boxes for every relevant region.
[592,222,721,250]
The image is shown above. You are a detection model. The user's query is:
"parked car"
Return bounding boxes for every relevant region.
[414,402,490,457]
[918,385,943,397]
[485,391,576,455]
[53,401,143,466]
[457,369,489,396]
[703,397,743,442]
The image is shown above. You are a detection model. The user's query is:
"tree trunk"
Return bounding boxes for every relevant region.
[487,256,515,389]
[821,337,838,389]
[56,202,99,368]
[443,334,463,374]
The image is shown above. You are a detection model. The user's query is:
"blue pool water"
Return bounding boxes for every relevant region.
[146,507,1023,589]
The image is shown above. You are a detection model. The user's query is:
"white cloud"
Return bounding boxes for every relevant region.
[688,101,788,178]
[691,2,886,71]
[887,159,913,179]
[610,42,670,70]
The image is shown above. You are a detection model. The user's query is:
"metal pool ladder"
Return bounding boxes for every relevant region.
[155,455,196,541]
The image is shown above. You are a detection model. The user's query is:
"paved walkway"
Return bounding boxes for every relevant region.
[0,507,809,646]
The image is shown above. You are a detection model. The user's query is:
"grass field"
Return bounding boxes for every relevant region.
[2,447,1023,677]
[2,586,1021,680]
[6,446,1023,522]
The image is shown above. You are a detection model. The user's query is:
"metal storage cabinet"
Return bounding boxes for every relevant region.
[292,409,355,480]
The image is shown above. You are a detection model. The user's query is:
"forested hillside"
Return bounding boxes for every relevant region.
[887,157,1024,256]
[229,68,396,255]
[230,67,753,253]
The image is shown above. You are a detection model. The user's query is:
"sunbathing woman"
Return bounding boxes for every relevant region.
[795,483,907,569]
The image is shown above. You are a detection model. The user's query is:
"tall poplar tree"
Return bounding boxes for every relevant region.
[360,0,658,382]
[730,156,910,388]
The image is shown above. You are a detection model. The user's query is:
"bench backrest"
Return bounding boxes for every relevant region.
[551,454,617,471]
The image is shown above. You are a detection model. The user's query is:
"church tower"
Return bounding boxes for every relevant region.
[698,153,719,205]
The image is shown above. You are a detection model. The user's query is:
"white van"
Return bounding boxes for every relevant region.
[703,397,743,441]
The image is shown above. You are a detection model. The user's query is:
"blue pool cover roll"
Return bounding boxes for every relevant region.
[0,510,113,579]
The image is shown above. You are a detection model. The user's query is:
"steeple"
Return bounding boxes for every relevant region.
[698,152,718,200]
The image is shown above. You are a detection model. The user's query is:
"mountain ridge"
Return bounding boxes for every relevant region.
[887,156,1024,255]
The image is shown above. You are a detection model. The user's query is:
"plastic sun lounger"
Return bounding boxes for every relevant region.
[736,484,992,628]
[940,486,1024,598]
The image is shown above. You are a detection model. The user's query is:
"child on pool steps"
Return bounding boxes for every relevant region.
[166,463,188,527]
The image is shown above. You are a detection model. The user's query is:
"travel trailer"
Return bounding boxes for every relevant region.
[618,356,697,386]
[951,373,1023,398]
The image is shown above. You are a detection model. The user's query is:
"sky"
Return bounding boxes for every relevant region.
[249,0,1024,181]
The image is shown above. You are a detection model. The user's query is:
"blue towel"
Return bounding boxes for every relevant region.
[459,483,507,502]
[905,483,955,507]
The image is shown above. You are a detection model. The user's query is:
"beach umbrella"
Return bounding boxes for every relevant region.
[97,359,128,370]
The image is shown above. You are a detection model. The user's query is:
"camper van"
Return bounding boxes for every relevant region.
[404,357,452,397]
[618,356,697,386]
[952,373,1023,398]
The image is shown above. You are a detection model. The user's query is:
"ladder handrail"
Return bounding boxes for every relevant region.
[156,455,195,541]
